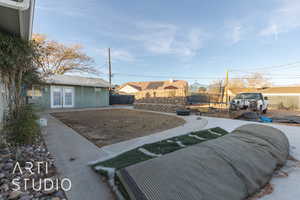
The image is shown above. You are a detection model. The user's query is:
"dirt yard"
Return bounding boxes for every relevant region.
[52,109,185,147]
[188,105,300,126]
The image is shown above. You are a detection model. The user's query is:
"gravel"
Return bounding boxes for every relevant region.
[0,139,67,200]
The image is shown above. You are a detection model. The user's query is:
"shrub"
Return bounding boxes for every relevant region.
[277,102,287,110]
[4,105,40,145]
[288,104,298,111]
[0,31,41,126]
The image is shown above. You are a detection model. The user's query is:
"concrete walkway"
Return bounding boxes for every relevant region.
[42,108,208,200]
[42,114,114,200]
[43,107,300,200]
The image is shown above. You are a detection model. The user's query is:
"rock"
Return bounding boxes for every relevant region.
[0,149,10,155]
[8,191,23,199]
[19,195,33,200]
[34,192,42,198]
[0,177,9,184]
[0,139,62,200]
[0,173,5,179]
[43,188,55,195]
[3,162,14,170]
[69,157,76,162]
[1,183,9,191]
[54,191,65,198]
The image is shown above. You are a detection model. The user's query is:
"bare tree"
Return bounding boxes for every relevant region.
[227,73,271,89]
[245,73,271,88]
[228,78,245,88]
[33,34,98,77]
[207,80,224,102]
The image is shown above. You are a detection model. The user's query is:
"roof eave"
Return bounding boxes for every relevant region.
[0,0,35,40]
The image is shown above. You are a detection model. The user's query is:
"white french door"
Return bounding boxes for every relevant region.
[51,86,74,108]
[63,87,74,108]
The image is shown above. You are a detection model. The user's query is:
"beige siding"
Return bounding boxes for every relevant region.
[266,95,300,109]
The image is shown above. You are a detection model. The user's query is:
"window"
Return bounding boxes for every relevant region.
[95,88,102,92]
[235,93,260,100]
[27,85,42,98]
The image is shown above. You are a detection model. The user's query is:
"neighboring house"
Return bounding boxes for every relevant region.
[118,80,188,99]
[228,87,300,109]
[189,82,207,93]
[27,75,110,109]
[0,0,35,127]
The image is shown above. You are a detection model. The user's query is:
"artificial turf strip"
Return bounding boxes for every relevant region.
[191,131,220,139]
[173,135,203,146]
[191,128,229,139]
[142,140,183,155]
[93,127,228,171]
[96,149,154,170]
[210,127,229,135]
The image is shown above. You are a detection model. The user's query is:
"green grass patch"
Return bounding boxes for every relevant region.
[191,131,220,139]
[95,149,154,170]
[210,127,229,135]
[191,127,229,139]
[93,127,228,171]
[143,140,182,154]
[173,135,203,146]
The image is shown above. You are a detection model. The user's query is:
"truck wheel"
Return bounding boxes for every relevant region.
[259,105,263,113]
[263,109,267,114]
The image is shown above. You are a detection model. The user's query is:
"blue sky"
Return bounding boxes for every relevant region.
[34,0,300,86]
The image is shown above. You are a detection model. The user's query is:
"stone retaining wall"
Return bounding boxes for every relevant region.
[134,103,186,113]
[135,97,187,105]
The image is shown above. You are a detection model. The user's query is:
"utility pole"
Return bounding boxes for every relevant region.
[108,48,112,92]
[225,70,229,105]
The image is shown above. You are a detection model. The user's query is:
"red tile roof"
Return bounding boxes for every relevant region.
[118,80,188,91]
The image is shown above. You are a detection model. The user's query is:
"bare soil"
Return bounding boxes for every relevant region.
[52,109,185,147]
[189,105,300,126]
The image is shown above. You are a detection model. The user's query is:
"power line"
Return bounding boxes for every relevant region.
[112,72,300,80]
[230,61,300,73]
[113,73,224,80]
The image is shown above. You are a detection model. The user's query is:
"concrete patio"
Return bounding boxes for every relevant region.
[42,108,300,200]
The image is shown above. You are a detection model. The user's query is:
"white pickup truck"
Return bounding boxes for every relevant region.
[230,93,268,113]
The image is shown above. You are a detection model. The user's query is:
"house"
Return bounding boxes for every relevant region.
[27,75,110,109]
[228,87,300,109]
[118,80,188,99]
[0,0,35,127]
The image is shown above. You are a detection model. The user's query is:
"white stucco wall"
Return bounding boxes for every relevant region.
[119,85,140,93]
